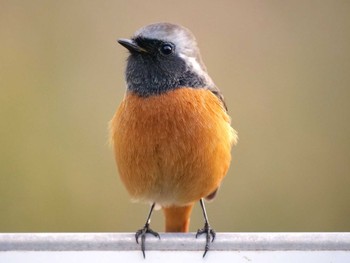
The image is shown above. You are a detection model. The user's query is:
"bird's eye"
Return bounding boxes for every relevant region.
[160,43,174,55]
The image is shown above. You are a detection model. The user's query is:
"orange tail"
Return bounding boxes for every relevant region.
[162,204,194,232]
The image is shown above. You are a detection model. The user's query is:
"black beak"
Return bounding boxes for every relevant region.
[117,39,147,53]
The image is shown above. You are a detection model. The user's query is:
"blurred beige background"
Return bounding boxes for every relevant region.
[1,0,349,232]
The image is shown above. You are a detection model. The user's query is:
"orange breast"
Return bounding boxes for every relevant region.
[110,88,237,206]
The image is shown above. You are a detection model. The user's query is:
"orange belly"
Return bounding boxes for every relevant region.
[110,88,237,206]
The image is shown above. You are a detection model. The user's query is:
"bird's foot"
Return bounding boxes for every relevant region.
[135,223,160,258]
[196,222,216,257]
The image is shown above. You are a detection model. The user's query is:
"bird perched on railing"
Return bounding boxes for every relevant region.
[110,22,238,258]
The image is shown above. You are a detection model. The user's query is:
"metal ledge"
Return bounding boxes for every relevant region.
[1,232,350,251]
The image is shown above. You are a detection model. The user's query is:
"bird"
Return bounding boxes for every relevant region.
[110,22,238,257]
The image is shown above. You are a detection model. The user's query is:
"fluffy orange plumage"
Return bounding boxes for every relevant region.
[110,87,237,207]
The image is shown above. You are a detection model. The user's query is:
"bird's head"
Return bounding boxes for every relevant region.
[118,23,214,96]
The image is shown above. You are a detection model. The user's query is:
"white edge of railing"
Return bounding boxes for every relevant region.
[1,232,350,251]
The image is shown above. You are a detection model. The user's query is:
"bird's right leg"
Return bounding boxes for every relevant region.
[135,202,160,258]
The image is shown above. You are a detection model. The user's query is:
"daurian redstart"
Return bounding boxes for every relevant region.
[110,22,238,257]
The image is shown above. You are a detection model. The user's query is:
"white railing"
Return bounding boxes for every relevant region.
[1,232,349,262]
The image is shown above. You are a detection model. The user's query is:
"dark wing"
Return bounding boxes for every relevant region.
[205,187,219,201]
[208,87,228,112]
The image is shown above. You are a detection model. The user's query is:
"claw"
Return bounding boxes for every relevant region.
[196,223,216,257]
[135,223,160,258]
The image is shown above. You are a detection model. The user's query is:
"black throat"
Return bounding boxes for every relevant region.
[125,51,207,97]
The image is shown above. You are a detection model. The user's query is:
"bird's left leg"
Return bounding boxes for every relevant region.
[196,198,216,257]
